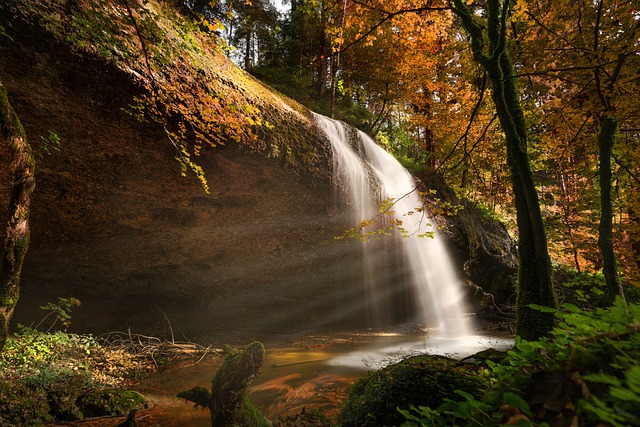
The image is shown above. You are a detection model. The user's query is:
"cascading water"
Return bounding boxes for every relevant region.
[315,113,471,337]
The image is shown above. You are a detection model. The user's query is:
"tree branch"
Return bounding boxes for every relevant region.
[335,0,451,56]
[593,0,610,110]
[120,0,155,85]
[524,10,582,52]
[434,71,488,174]
[449,113,498,171]
[450,0,490,66]
[613,154,640,186]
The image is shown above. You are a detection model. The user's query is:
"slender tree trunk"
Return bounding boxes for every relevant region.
[318,3,328,97]
[244,30,252,71]
[0,81,35,351]
[630,205,640,283]
[453,0,556,340]
[597,115,625,304]
[559,170,581,272]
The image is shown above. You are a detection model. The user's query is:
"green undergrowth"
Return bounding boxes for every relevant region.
[553,264,640,308]
[0,297,214,425]
[0,329,150,424]
[397,297,640,427]
[0,299,151,424]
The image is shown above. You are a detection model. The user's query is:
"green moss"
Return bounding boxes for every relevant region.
[177,385,210,409]
[0,381,53,425]
[338,354,488,427]
[0,85,26,139]
[179,341,269,427]
[77,389,147,418]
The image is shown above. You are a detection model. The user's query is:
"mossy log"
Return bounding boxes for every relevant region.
[0,80,35,351]
[178,341,269,427]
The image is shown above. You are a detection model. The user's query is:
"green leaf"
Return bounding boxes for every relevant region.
[503,392,532,417]
[527,304,558,313]
[582,396,628,427]
[0,24,13,41]
[560,302,581,313]
[626,367,640,394]
[397,407,420,423]
[610,386,640,402]
[583,373,622,387]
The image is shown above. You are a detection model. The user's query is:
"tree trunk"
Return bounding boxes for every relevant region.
[491,53,556,340]
[244,29,252,71]
[0,81,35,351]
[177,341,268,427]
[318,3,328,97]
[244,28,253,71]
[597,115,625,304]
[453,0,556,340]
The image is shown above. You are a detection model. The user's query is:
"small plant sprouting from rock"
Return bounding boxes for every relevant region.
[38,129,61,158]
[32,296,80,331]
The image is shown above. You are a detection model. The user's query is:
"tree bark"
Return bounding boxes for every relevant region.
[597,115,625,304]
[452,0,556,340]
[244,29,253,71]
[0,81,35,351]
[177,341,268,427]
[318,4,328,97]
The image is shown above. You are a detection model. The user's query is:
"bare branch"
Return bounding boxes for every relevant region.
[434,71,488,174]
[335,0,452,56]
[450,113,499,171]
[613,154,640,186]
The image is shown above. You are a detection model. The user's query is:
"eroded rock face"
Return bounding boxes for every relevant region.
[0,32,369,341]
[441,201,518,306]
[1,18,517,343]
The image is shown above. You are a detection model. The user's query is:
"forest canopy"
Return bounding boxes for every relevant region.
[206,0,640,291]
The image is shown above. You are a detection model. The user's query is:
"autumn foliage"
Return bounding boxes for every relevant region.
[324,0,639,288]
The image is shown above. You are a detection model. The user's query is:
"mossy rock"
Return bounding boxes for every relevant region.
[272,408,333,426]
[39,370,88,421]
[0,381,53,426]
[77,389,147,418]
[338,354,488,427]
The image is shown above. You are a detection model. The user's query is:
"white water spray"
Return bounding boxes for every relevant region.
[315,114,471,337]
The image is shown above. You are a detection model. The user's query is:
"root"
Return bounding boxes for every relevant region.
[98,330,223,371]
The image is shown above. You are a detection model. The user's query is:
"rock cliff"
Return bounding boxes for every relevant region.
[1,0,516,342]
[0,5,362,341]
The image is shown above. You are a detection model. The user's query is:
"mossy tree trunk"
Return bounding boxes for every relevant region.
[597,115,625,304]
[177,341,269,427]
[452,0,556,340]
[0,81,35,351]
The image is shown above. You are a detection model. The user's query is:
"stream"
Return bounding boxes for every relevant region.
[79,330,513,426]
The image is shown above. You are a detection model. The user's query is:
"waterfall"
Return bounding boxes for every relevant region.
[315,114,471,337]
